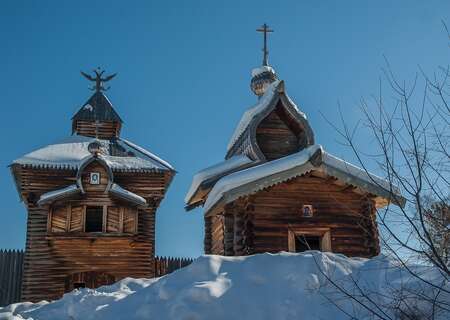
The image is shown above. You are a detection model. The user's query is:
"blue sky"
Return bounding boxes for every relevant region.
[0,1,449,258]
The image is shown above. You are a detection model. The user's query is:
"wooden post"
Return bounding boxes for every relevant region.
[223,213,234,256]
[102,205,107,233]
[204,216,212,254]
[233,211,244,255]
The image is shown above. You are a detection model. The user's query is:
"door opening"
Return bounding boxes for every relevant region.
[288,228,332,253]
[294,235,321,252]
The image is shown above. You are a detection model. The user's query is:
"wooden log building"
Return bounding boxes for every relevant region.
[185,25,405,258]
[10,70,175,302]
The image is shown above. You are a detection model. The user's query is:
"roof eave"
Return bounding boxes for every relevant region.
[204,148,405,216]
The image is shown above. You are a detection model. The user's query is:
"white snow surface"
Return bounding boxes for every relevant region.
[227,80,280,151]
[110,183,146,205]
[185,155,253,203]
[251,65,276,77]
[205,145,320,212]
[37,184,79,205]
[205,145,402,213]
[1,252,448,320]
[13,135,173,171]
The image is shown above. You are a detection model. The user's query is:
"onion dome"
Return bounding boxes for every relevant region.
[250,65,278,96]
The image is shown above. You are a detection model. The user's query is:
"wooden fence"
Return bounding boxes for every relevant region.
[0,250,24,307]
[0,252,193,307]
[154,256,193,277]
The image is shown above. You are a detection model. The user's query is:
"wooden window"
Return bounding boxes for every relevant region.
[69,205,83,232]
[85,206,103,232]
[123,208,137,234]
[106,206,120,232]
[50,206,67,232]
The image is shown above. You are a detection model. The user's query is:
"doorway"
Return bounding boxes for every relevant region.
[294,235,321,252]
[288,228,331,253]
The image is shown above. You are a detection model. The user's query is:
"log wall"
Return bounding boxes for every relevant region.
[256,107,300,160]
[16,164,171,302]
[206,174,380,258]
[73,120,121,138]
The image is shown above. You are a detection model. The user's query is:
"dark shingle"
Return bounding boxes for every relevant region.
[72,91,123,123]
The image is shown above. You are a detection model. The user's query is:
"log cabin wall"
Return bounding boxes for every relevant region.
[209,215,225,255]
[255,104,303,160]
[215,174,379,258]
[16,164,170,302]
[72,120,121,139]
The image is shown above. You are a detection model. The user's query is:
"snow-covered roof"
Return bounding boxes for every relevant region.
[204,145,404,214]
[110,183,147,206]
[37,184,80,206]
[36,182,147,207]
[12,135,174,172]
[185,155,254,205]
[227,80,281,152]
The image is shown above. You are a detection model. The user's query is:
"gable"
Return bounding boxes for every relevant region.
[256,101,307,160]
[226,81,314,161]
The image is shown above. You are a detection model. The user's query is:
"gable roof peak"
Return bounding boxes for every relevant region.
[72,90,122,123]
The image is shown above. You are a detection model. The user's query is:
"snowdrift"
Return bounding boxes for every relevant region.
[1,251,448,320]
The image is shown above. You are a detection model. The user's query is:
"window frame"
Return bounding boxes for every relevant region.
[288,228,331,252]
[84,206,104,233]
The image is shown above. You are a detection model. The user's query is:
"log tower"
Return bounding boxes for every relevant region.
[10,69,175,302]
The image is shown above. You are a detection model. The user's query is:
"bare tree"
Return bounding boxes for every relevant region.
[316,25,450,319]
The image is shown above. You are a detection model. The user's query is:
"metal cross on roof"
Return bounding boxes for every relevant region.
[256,23,274,66]
[81,68,117,92]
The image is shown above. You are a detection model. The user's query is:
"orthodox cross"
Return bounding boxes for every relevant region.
[81,68,117,92]
[256,23,274,66]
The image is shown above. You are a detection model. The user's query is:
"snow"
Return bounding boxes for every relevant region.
[322,151,399,194]
[13,135,173,172]
[251,65,276,77]
[205,145,320,212]
[120,139,174,171]
[83,104,93,111]
[226,80,280,151]
[1,252,448,320]
[37,184,79,205]
[204,145,403,213]
[110,183,147,206]
[185,155,253,203]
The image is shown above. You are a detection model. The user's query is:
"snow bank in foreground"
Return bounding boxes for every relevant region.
[1,252,448,320]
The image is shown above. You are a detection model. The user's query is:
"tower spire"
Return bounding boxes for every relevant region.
[256,23,273,66]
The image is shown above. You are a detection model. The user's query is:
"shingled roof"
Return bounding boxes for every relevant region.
[72,91,123,124]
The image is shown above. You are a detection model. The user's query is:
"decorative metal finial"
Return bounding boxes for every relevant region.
[256,23,273,66]
[81,67,117,92]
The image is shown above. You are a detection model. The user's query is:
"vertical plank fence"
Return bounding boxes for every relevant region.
[154,256,193,277]
[0,249,24,307]
[0,252,191,306]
